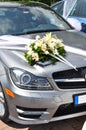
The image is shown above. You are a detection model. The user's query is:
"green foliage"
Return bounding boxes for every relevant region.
[0,0,60,5]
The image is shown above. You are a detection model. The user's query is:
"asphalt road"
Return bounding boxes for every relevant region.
[0,115,86,130]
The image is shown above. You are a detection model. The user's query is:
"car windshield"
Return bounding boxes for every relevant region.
[0,6,71,35]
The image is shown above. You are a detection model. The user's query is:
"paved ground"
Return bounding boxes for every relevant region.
[0,116,86,130]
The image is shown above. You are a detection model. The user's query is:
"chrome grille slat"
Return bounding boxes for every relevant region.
[55,78,85,82]
[17,108,49,115]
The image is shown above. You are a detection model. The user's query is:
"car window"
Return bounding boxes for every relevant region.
[52,1,64,15]
[0,6,71,35]
[81,0,86,17]
[63,0,77,18]
[69,0,86,17]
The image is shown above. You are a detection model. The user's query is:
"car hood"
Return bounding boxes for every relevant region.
[0,30,86,77]
[0,30,86,50]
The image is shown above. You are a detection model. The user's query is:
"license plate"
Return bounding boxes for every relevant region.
[74,94,86,105]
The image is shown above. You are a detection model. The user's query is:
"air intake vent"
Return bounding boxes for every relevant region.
[53,103,86,117]
[16,106,47,119]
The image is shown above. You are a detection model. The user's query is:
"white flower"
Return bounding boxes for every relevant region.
[56,39,64,47]
[49,42,56,50]
[34,40,43,49]
[45,32,52,40]
[42,44,47,52]
[32,53,39,61]
[27,48,33,56]
[53,49,59,55]
[44,51,49,55]
[36,35,40,40]
[43,33,51,42]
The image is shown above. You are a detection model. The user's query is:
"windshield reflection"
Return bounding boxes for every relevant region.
[0,6,71,35]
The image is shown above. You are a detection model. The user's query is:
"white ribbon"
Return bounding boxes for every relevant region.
[50,53,77,71]
[0,45,77,70]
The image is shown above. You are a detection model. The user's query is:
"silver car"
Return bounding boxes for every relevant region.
[0,1,86,126]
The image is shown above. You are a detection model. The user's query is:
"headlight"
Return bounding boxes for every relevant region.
[10,68,53,90]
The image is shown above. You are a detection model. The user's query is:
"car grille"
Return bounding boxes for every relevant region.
[52,67,86,89]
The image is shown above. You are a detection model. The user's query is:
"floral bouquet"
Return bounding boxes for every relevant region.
[24,33,66,66]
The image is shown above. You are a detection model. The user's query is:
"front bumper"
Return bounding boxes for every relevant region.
[5,86,86,125]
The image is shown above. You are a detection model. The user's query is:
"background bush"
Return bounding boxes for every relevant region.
[0,0,60,5]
